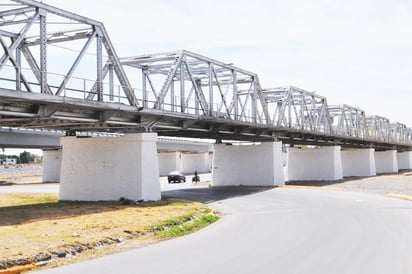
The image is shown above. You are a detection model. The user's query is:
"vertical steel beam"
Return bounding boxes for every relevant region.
[15,47,21,91]
[142,69,147,107]
[252,77,257,123]
[39,9,47,94]
[170,80,175,112]
[109,65,114,101]
[300,94,304,129]
[209,63,213,116]
[180,61,185,113]
[232,70,238,120]
[288,91,292,127]
[96,33,103,101]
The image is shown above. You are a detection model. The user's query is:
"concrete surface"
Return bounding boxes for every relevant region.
[59,133,161,201]
[35,187,412,274]
[212,142,284,186]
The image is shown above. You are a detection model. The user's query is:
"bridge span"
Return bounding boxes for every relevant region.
[0,0,411,201]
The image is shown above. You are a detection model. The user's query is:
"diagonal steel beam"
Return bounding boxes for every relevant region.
[0,9,38,67]
[56,30,96,95]
[0,37,32,92]
[184,61,209,116]
[154,52,183,109]
[20,45,51,94]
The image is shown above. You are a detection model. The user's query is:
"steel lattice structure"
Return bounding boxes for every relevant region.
[0,0,411,150]
[263,86,331,134]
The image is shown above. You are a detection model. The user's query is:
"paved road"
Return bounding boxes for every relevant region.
[37,187,412,274]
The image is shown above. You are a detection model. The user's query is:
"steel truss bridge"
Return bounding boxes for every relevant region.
[0,0,411,151]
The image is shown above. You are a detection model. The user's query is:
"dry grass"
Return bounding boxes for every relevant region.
[0,193,217,271]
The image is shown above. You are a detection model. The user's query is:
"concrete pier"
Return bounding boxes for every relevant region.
[42,149,62,182]
[212,142,284,186]
[341,148,376,177]
[59,133,161,201]
[397,151,412,170]
[375,150,398,174]
[286,146,343,181]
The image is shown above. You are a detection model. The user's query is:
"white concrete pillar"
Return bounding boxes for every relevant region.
[286,146,343,181]
[397,151,412,170]
[158,151,182,176]
[181,152,209,174]
[59,133,161,201]
[42,149,62,182]
[341,148,376,177]
[375,150,398,174]
[212,142,284,186]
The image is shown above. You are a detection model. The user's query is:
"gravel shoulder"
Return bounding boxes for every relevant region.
[288,170,412,196]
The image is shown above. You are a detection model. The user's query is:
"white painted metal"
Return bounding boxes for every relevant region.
[329,104,368,138]
[264,86,331,133]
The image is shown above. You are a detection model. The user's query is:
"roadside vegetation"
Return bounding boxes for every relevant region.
[0,193,219,272]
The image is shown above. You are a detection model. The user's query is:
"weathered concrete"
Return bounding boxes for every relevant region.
[59,133,161,201]
[397,151,412,170]
[212,142,284,186]
[375,150,398,174]
[341,149,376,177]
[42,149,62,182]
[286,146,343,181]
[158,151,182,176]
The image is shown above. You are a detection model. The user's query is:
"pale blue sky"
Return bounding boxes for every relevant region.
[43,0,412,126]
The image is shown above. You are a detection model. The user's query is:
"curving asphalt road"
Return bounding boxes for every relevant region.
[37,187,412,274]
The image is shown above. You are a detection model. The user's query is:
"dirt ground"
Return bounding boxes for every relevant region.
[0,193,217,272]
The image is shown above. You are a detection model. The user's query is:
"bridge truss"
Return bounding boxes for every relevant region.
[0,0,411,151]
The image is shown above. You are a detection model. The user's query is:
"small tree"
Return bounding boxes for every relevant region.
[19,151,35,164]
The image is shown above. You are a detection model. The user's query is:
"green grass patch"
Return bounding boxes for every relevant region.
[153,214,219,239]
